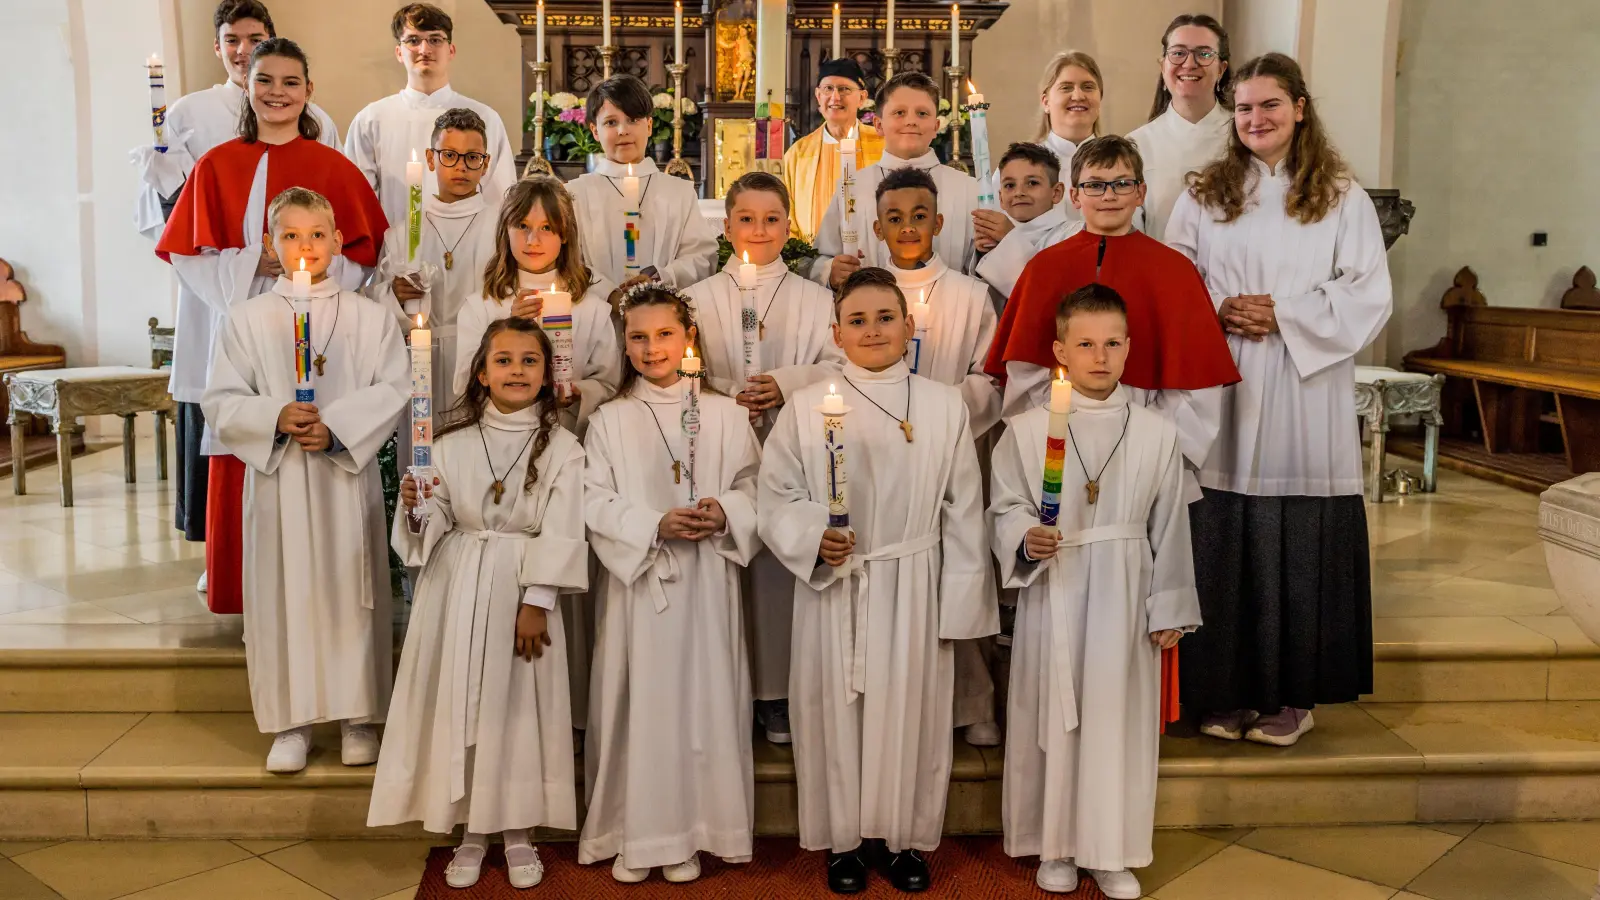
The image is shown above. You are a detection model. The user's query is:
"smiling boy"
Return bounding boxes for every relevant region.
[974,142,1082,298]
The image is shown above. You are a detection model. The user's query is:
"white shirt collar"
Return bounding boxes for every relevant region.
[401,84,458,107]
[633,377,690,402]
[273,275,342,299]
[878,149,940,171]
[517,269,561,292]
[425,190,487,217]
[1010,203,1071,243]
[1071,383,1130,413]
[482,400,544,431]
[592,156,661,178]
[820,122,859,146]
[1162,102,1232,134]
[720,255,790,284]
[842,360,910,384]
[1044,131,1084,165]
[887,254,948,295]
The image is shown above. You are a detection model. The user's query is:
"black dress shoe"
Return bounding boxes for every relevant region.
[827,850,868,894]
[885,848,930,892]
[858,837,889,868]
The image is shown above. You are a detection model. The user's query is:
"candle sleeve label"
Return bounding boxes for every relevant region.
[293,308,314,403]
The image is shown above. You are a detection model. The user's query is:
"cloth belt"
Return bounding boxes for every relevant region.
[839,531,941,703]
[644,543,682,614]
[1042,522,1148,746]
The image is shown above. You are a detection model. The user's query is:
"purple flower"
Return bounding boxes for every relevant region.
[558,108,586,124]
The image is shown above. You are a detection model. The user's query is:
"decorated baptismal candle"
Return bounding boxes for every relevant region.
[409,313,434,514]
[839,137,861,260]
[680,346,702,500]
[291,260,314,403]
[737,251,761,381]
[967,82,996,210]
[540,289,575,400]
[405,150,424,263]
[819,384,851,533]
[622,164,642,278]
[1039,369,1071,529]
[907,288,930,375]
[147,52,167,152]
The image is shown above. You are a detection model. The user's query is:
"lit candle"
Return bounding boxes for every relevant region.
[839,137,860,259]
[621,162,642,207]
[832,3,842,59]
[967,80,996,210]
[147,52,167,152]
[680,346,701,375]
[291,258,314,404]
[818,385,850,534]
[602,0,613,46]
[821,385,846,416]
[1040,368,1071,529]
[737,251,761,386]
[406,149,425,263]
[622,163,643,278]
[907,291,930,374]
[950,4,960,68]
[409,313,434,514]
[885,0,895,49]
[680,347,702,501]
[674,1,684,63]
[540,290,575,400]
[291,257,312,298]
[536,0,546,63]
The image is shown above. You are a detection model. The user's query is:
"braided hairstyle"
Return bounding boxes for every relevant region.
[438,317,560,493]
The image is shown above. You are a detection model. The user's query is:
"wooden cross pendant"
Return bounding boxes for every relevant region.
[672,461,682,484]
[759,321,766,340]
[443,250,454,271]
[899,420,915,443]
[491,480,506,504]
[1085,481,1100,505]
[312,355,326,377]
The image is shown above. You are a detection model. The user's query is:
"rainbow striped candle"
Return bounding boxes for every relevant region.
[623,212,641,277]
[1040,371,1071,527]
[292,303,314,403]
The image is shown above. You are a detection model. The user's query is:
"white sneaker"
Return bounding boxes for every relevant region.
[1035,859,1078,893]
[196,571,208,593]
[964,721,1002,747]
[1089,867,1142,899]
[505,843,544,889]
[340,721,379,766]
[612,855,650,883]
[265,726,311,773]
[444,842,485,889]
[663,852,701,883]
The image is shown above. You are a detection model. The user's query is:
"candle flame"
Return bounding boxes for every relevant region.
[685,347,695,359]
[298,257,305,271]
[742,250,750,264]
[627,163,634,177]
[967,79,977,95]
[1056,367,1067,382]
[415,313,426,328]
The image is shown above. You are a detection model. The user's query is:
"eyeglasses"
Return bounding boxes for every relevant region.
[400,35,449,50]
[1075,178,1142,196]
[817,85,859,97]
[433,149,488,170]
[1165,47,1220,67]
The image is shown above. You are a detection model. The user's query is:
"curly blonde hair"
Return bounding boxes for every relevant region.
[1185,53,1348,225]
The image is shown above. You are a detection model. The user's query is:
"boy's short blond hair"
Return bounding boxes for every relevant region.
[267,187,335,234]
[1055,283,1128,339]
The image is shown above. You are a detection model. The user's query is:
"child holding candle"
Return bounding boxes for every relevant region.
[568,75,719,291]
[580,284,763,884]
[200,187,408,774]
[974,142,1080,298]
[989,284,1200,899]
[370,317,587,891]
[684,172,843,745]
[758,267,997,894]
[810,71,981,288]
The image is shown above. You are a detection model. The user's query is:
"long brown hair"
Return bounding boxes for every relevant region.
[238,38,322,143]
[1147,14,1233,121]
[1184,53,1348,225]
[437,318,560,493]
[603,283,718,407]
[481,176,594,306]
[1036,51,1104,141]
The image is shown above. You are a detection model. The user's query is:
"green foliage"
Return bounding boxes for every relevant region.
[716,234,819,276]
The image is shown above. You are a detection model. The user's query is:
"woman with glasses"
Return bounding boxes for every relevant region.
[1166,54,1391,748]
[1126,14,1234,240]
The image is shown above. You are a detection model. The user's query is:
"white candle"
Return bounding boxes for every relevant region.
[907,292,929,374]
[822,384,845,415]
[409,314,434,514]
[819,386,849,532]
[540,290,575,400]
[839,138,860,258]
[291,257,312,298]
[621,163,641,208]
[674,1,684,62]
[832,3,842,59]
[737,251,759,289]
[1050,370,1073,414]
[840,137,855,157]
[147,52,167,151]
[406,149,424,188]
[885,0,895,49]
[602,0,613,46]
[967,80,996,210]
[680,346,701,375]
[950,4,960,68]
[406,149,425,263]
[536,0,546,63]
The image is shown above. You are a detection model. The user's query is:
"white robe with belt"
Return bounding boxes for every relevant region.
[580,380,764,868]
[369,406,587,834]
[759,363,998,852]
[683,257,843,701]
[990,388,1200,868]
[567,158,720,289]
[201,277,409,733]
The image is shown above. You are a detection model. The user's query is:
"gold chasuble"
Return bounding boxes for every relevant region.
[783,123,884,243]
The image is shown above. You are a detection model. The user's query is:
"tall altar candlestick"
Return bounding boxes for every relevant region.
[839,137,860,259]
[540,290,575,400]
[950,5,960,68]
[674,1,684,62]
[405,150,424,262]
[679,347,702,501]
[291,259,313,403]
[819,385,851,533]
[907,289,929,374]
[147,53,167,152]
[621,163,642,278]
[1039,368,1071,529]
[410,313,435,514]
[736,251,761,384]
[602,0,613,46]
[967,82,996,209]
[885,0,895,49]
[832,3,842,59]
[535,0,546,62]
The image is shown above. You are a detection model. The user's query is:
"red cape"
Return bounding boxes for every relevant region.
[984,229,1240,391]
[156,136,387,267]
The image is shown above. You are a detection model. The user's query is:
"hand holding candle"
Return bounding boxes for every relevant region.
[1039,368,1071,529]
[818,384,851,535]
[409,313,435,516]
[291,258,314,404]
[966,81,997,210]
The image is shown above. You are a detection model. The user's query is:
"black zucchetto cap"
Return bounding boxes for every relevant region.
[818,57,867,87]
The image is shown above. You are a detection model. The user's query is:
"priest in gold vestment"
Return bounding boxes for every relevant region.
[783,59,884,243]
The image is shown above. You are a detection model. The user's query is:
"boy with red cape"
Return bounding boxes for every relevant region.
[984,136,1238,731]
[156,38,387,616]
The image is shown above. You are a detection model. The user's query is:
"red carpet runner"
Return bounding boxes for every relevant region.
[415,838,1110,898]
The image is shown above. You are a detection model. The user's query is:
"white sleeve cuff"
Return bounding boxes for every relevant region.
[521,584,559,609]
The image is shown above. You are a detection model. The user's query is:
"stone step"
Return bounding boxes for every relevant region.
[4,702,1597,840]
[1370,615,1600,702]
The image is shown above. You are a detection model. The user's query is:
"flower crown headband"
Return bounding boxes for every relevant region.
[618,280,698,325]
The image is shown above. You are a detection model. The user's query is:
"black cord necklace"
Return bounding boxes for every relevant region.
[727,269,790,340]
[478,422,538,504]
[639,395,686,483]
[425,211,480,270]
[279,290,341,376]
[1066,404,1131,505]
[604,173,656,208]
[843,375,914,443]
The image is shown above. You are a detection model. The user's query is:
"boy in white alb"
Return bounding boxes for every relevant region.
[683,172,843,745]
[344,3,517,235]
[974,142,1081,299]
[810,71,981,289]
[990,285,1199,899]
[201,188,409,773]
[566,75,719,290]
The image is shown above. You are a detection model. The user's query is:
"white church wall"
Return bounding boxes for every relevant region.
[1222,0,1302,62]
[1386,0,1600,363]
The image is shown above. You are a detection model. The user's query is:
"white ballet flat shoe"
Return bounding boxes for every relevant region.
[444,847,484,889]
[340,721,379,766]
[265,726,311,774]
[663,852,701,883]
[196,571,208,593]
[964,721,1002,747]
[612,855,650,883]
[506,845,544,889]
[1089,867,1142,899]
